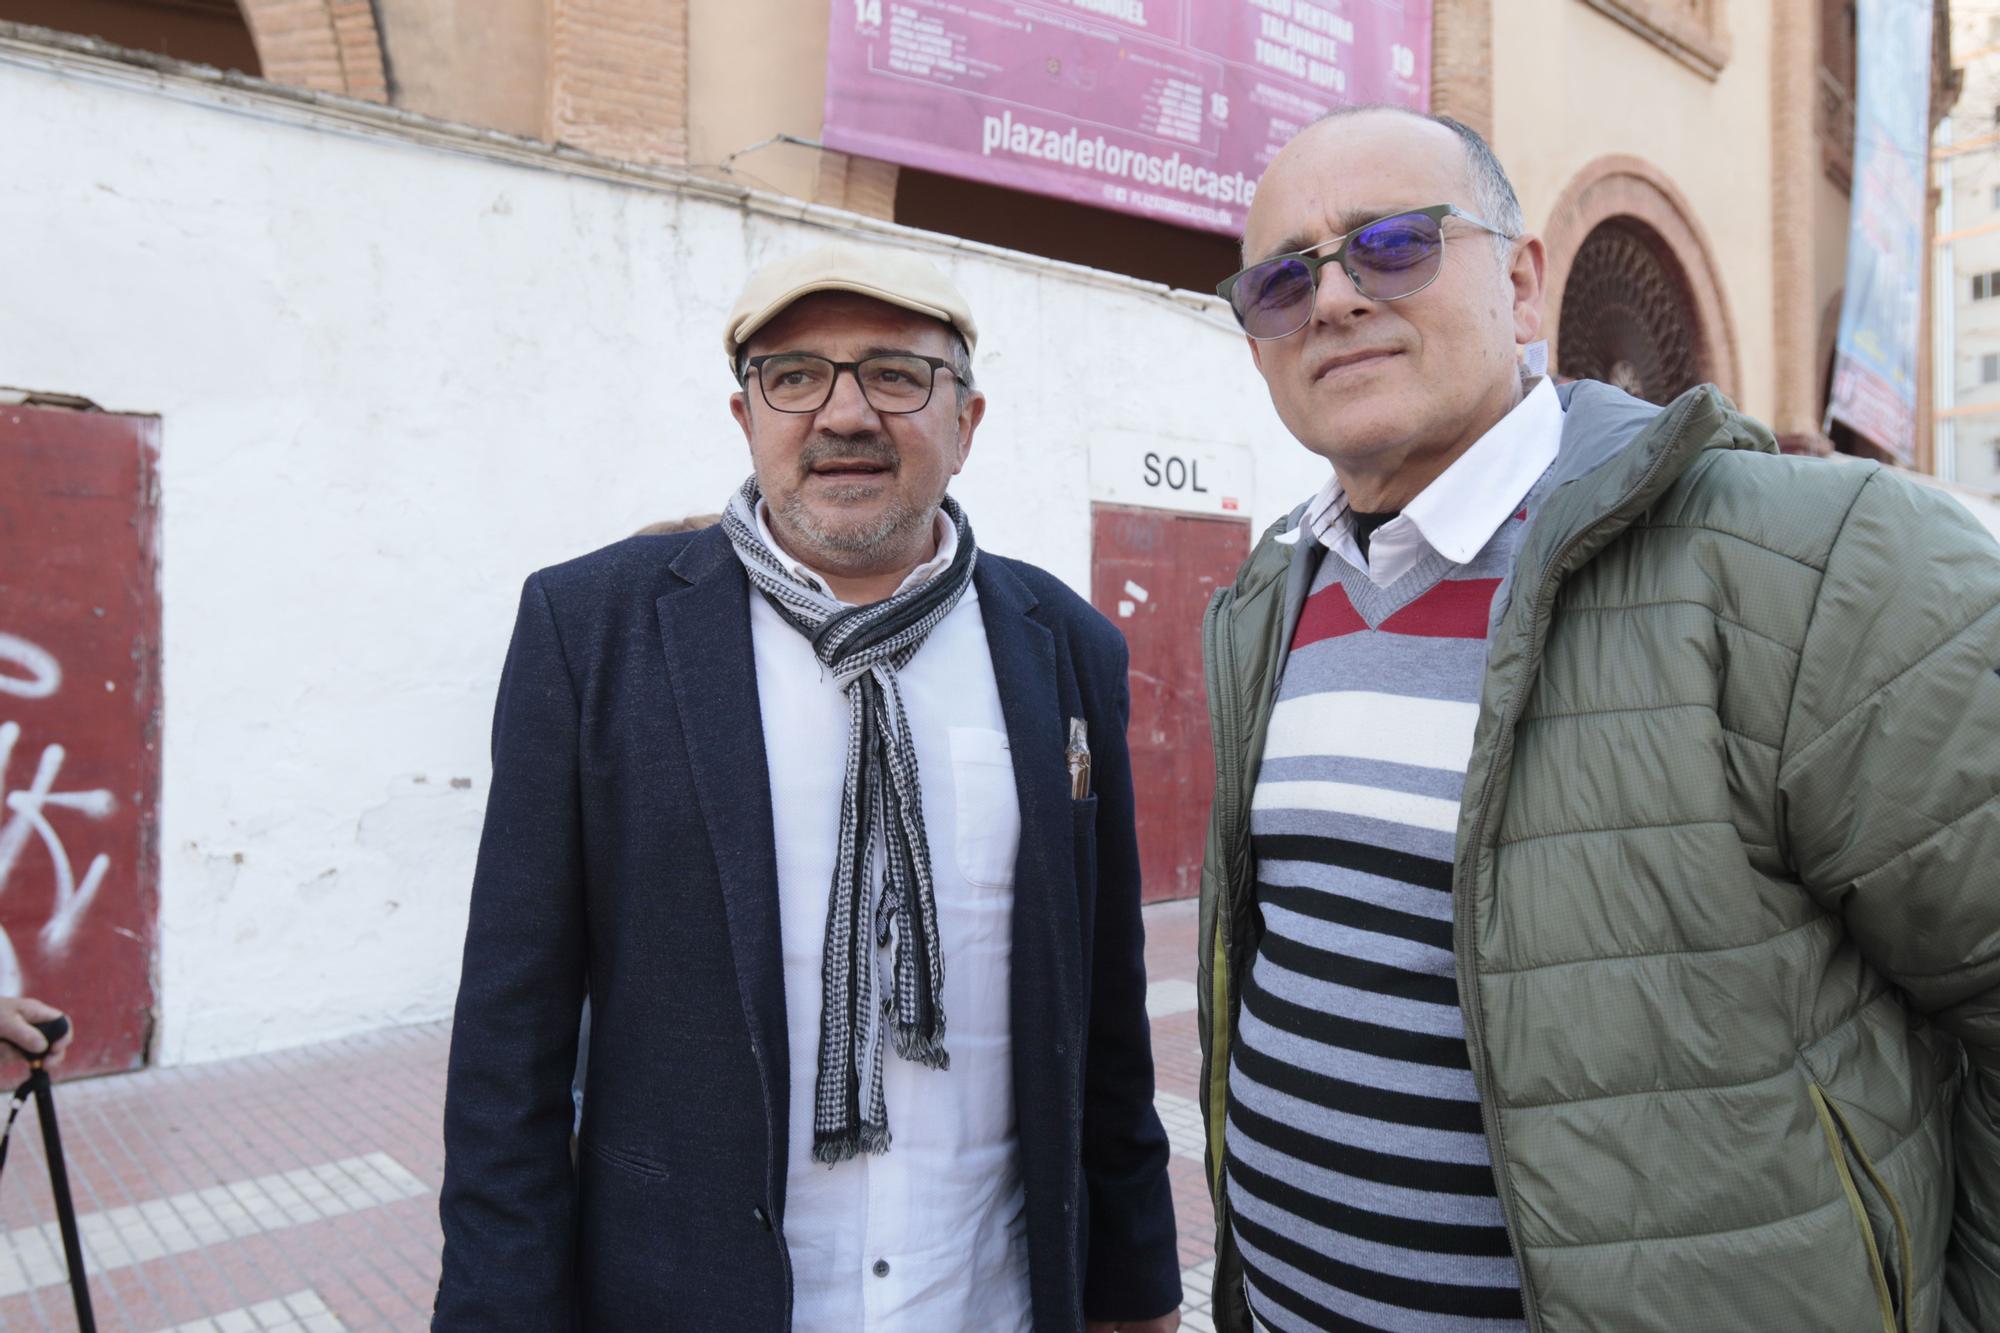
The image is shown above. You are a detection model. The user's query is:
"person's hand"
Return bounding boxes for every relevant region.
[0,996,72,1068]
[1086,1312,1180,1333]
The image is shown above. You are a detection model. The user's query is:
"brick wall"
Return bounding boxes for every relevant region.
[239,0,388,101]
[1430,0,1493,136]
[814,150,897,220]
[549,0,690,167]
[1771,0,1827,447]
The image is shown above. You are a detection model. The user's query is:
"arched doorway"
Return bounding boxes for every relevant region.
[1556,218,1708,405]
[0,0,261,76]
[1542,156,1740,404]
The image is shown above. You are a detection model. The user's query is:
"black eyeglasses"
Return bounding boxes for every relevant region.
[743,352,956,414]
[1217,204,1514,341]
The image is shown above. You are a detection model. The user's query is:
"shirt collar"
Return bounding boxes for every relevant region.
[1282,376,1563,563]
[1400,376,1563,563]
[754,499,957,605]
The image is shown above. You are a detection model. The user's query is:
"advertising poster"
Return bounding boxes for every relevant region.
[1827,0,1933,462]
[823,0,1431,236]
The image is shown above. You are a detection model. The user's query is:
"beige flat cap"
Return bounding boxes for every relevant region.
[724,242,979,361]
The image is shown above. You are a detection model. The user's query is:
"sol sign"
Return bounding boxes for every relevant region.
[1088,433,1249,518]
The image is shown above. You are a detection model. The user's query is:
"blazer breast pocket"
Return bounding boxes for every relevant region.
[1071,793,1098,899]
[948,725,1022,890]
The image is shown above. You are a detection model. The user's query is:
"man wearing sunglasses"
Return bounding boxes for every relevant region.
[436,242,1182,1331]
[1197,107,2000,1333]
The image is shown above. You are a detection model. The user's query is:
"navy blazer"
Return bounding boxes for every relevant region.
[435,526,1181,1331]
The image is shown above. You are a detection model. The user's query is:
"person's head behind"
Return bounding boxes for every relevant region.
[725,244,986,582]
[1234,107,1546,500]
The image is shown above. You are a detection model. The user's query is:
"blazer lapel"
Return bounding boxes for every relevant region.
[656,530,790,1186]
[977,559,1084,1014]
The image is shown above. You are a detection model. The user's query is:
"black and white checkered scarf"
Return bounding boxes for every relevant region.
[722,476,977,1163]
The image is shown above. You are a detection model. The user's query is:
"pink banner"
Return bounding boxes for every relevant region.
[823,0,1431,236]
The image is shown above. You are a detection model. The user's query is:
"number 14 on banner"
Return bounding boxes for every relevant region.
[855,0,882,30]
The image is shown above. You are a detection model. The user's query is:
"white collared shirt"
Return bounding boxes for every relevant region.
[1282,377,1565,586]
[748,501,1032,1332]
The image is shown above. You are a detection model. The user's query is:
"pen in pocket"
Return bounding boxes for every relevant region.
[1066,717,1091,799]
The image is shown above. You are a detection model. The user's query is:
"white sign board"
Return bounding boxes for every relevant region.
[1088,432,1251,517]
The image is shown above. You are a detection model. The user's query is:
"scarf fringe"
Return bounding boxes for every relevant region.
[812,1122,894,1165]
[893,1024,951,1071]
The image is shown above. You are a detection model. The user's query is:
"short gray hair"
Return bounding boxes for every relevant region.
[1281,106,1526,255]
[736,328,976,406]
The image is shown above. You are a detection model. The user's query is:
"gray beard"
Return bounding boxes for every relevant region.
[776,432,937,564]
[776,482,933,562]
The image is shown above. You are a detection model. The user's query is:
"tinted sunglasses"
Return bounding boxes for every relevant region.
[1217,204,1513,340]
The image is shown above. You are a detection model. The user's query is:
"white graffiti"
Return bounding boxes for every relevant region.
[0,633,60,700]
[0,633,114,997]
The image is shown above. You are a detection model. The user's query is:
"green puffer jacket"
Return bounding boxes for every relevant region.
[1196,381,2000,1333]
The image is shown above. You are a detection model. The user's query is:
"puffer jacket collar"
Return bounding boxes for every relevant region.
[1246,380,1772,667]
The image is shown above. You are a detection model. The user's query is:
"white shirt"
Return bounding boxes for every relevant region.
[1280,376,1565,585]
[749,503,1033,1333]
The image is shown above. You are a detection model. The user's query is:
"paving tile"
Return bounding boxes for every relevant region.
[1146,977,1199,1018]
[145,1289,345,1333]
[0,900,1207,1329]
[1154,1089,1208,1162]
[0,1153,428,1303]
[1179,1257,1219,1325]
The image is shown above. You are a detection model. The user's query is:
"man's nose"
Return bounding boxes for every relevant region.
[816,366,882,431]
[1311,260,1375,326]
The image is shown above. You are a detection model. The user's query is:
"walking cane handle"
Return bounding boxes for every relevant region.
[2,1014,68,1058]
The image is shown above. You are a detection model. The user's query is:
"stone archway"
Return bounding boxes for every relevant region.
[1542,155,1740,402]
[237,0,387,102]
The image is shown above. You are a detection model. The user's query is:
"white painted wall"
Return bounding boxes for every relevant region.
[0,42,1320,1063]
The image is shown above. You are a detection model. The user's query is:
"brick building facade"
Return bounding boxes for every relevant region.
[1,0,1963,462]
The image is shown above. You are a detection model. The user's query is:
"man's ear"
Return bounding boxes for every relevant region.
[1509,234,1548,345]
[730,389,753,444]
[952,390,987,474]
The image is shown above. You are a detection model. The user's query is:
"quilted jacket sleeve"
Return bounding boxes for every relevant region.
[1776,468,2000,1331]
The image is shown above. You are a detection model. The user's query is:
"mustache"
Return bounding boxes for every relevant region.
[798,434,898,474]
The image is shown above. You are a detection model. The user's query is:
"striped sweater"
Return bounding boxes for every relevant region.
[1224,481,1552,1333]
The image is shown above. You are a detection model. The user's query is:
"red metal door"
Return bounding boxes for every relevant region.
[1090,504,1251,903]
[0,402,161,1077]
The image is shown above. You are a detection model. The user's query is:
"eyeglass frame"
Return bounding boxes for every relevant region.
[741,351,961,415]
[1215,203,1516,341]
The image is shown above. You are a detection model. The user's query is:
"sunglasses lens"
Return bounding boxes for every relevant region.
[1347,212,1445,299]
[1232,256,1316,338]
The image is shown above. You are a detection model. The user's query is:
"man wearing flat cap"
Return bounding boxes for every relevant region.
[435,243,1182,1332]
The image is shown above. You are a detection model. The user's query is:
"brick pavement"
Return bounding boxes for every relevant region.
[0,898,1213,1331]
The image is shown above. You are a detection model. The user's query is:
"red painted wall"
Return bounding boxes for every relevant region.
[0,403,162,1076]
[1090,504,1251,903]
